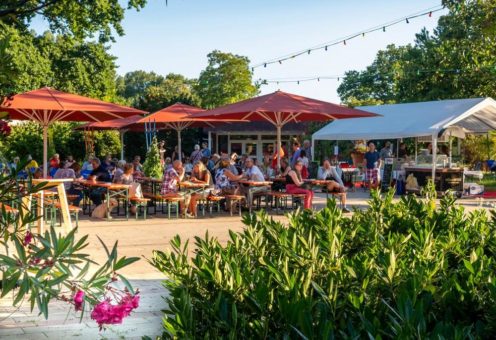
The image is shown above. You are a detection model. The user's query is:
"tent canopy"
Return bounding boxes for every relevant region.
[313,98,496,141]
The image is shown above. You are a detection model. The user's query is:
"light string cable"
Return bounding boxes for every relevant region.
[251,4,445,70]
[260,65,496,85]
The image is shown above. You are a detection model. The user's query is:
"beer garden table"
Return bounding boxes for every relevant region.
[77,180,130,221]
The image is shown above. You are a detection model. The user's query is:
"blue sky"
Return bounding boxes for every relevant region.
[35,0,447,103]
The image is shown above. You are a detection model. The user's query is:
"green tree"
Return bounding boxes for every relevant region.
[338,2,496,105]
[196,50,259,108]
[116,70,165,105]
[138,73,200,112]
[0,0,148,43]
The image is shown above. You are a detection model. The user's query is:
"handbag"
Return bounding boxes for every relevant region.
[300,182,313,190]
[129,182,143,198]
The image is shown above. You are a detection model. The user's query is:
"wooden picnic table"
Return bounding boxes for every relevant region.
[77,180,130,220]
[238,180,273,186]
[22,178,74,234]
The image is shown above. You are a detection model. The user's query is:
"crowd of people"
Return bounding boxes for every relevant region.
[5,137,353,218]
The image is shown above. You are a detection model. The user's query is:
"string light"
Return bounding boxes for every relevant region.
[251,5,444,70]
[259,66,493,85]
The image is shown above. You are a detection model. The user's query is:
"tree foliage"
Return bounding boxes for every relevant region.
[196,50,259,109]
[0,0,148,43]
[338,2,496,106]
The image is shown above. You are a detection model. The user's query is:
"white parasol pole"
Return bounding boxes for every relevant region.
[43,124,48,178]
[276,123,282,172]
[120,130,125,160]
[177,129,182,162]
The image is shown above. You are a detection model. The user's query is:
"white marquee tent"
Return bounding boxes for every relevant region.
[312,97,496,177]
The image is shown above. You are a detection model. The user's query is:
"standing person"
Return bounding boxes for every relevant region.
[271,142,285,171]
[380,141,393,160]
[285,160,314,210]
[303,139,312,161]
[298,150,309,179]
[190,144,203,164]
[172,146,185,161]
[159,141,166,165]
[241,158,270,211]
[363,142,381,188]
[161,160,191,218]
[201,142,211,159]
[398,142,409,158]
[318,159,350,212]
[290,140,302,168]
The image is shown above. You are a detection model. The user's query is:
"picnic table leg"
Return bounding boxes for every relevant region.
[106,189,110,221]
[36,191,44,234]
[125,188,129,220]
[56,183,72,232]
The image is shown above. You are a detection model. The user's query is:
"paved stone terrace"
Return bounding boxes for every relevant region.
[0,191,489,339]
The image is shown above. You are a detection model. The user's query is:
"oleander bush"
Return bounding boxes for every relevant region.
[0,168,140,328]
[151,189,496,339]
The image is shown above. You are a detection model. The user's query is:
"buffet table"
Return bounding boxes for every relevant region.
[404,167,464,196]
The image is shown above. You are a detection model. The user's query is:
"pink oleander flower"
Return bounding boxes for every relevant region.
[73,290,85,311]
[23,230,33,246]
[91,293,140,328]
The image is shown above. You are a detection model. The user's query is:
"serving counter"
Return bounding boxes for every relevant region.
[404,167,464,196]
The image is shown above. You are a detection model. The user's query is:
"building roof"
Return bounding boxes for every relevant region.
[312,97,496,141]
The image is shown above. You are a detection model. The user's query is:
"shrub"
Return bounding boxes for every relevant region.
[143,136,163,179]
[0,168,140,328]
[151,190,496,339]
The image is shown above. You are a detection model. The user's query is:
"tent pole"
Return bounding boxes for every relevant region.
[415,138,418,164]
[276,124,282,171]
[448,133,452,168]
[432,136,437,182]
[43,124,48,178]
[311,137,315,162]
[208,131,212,151]
[177,129,182,162]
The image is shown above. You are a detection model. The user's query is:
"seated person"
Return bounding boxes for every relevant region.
[54,161,82,205]
[318,159,350,213]
[189,161,213,217]
[398,142,409,159]
[133,156,143,173]
[285,160,314,210]
[113,160,126,184]
[88,158,111,206]
[161,160,191,218]
[241,158,270,211]
[272,158,291,191]
[114,163,134,185]
[214,159,243,210]
[26,155,38,174]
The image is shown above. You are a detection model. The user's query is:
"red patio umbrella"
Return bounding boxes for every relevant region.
[77,115,145,159]
[0,87,146,176]
[136,103,244,161]
[194,90,379,169]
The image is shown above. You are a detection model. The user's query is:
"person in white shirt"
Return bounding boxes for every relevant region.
[317,159,350,213]
[242,158,270,211]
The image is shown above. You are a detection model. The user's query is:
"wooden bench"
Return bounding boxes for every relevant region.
[54,203,81,228]
[129,197,151,219]
[224,195,245,217]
